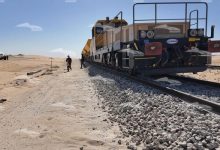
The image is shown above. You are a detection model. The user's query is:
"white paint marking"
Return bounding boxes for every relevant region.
[156,77,182,86]
[51,102,75,110]
[14,128,40,138]
[0,106,5,111]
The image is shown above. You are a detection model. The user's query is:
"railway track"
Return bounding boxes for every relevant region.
[131,76,220,115]
[166,74,220,88]
[207,65,220,70]
[90,62,220,115]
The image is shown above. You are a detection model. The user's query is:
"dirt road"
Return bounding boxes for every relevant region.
[0,60,125,150]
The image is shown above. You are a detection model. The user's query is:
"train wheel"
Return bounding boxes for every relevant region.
[101,54,105,65]
[111,53,116,68]
[128,68,136,76]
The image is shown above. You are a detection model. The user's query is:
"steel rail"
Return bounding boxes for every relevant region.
[89,62,220,114]
[207,65,220,69]
[166,75,220,89]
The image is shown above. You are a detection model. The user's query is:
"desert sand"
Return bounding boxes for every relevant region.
[0,55,65,102]
[0,56,126,150]
[212,55,220,65]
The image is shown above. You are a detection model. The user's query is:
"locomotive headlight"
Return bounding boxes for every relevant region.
[198,29,204,36]
[190,29,197,37]
[150,46,156,50]
[140,31,147,38]
[147,30,155,39]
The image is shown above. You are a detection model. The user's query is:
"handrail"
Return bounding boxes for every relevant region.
[189,10,199,29]
[133,2,208,41]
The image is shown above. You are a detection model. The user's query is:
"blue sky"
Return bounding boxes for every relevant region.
[0,0,219,58]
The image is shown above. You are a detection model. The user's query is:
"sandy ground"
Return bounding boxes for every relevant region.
[0,56,64,98]
[212,55,220,65]
[180,69,220,83]
[0,56,125,150]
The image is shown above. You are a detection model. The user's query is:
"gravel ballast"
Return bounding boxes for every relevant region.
[88,65,220,150]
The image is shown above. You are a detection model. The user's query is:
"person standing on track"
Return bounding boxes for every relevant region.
[66,55,72,72]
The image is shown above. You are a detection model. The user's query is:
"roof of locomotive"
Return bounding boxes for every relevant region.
[94,18,128,27]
